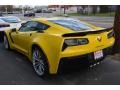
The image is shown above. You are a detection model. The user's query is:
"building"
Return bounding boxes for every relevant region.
[48,5,116,14]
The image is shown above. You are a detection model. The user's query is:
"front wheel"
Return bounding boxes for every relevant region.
[32,47,48,77]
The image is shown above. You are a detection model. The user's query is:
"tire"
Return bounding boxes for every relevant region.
[32,47,49,77]
[4,35,10,50]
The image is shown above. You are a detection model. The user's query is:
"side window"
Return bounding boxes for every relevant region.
[19,21,38,32]
[36,22,49,30]
[19,21,49,32]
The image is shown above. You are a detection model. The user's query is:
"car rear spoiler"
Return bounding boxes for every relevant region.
[62,27,113,37]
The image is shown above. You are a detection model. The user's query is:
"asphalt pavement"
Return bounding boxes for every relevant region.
[0,43,120,85]
[0,13,120,85]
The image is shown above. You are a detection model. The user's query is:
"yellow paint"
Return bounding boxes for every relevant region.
[4,17,115,74]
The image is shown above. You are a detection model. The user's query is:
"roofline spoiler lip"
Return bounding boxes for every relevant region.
[62,27,113,37]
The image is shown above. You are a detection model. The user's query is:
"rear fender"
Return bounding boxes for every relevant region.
[29,34,64,74]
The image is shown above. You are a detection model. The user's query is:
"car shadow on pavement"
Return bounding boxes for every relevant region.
[0,42,103,84]
[1,42,119,85]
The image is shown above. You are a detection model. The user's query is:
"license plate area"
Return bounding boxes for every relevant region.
[94,50,103,60]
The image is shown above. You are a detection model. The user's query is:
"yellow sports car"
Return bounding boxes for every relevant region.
[4,17,115,77]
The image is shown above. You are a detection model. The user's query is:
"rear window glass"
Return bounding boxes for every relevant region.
[49,19,92,31]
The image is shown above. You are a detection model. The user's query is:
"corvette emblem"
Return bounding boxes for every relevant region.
[97,36,102,42]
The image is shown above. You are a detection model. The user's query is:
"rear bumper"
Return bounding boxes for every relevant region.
[58,46,113,71]
[61,46,113,61]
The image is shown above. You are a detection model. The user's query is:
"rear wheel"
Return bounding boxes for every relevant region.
[4,35,10,50]
[32,47,48,77]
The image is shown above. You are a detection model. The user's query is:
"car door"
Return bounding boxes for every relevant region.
[11,21,49,55]
[17,21,49,55]
[10,21,32,54]
[15,21,38,55]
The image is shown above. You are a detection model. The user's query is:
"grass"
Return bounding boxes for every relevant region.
[67,12,115,17]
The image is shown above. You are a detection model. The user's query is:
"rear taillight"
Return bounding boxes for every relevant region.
[62,42,68,51]
[62,38,89,51]
[107,31,114,39]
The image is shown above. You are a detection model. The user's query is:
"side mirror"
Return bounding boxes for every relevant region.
[11,28,17,32]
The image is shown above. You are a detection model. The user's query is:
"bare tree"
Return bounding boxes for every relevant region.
[99,5,109,13]
[92,5,97,16]
[0,5,13,13]
[113,6,120,53]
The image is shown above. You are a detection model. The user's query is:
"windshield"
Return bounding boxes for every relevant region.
[0,19,6,23]
[49,19,93,31]
[1,17,21,23]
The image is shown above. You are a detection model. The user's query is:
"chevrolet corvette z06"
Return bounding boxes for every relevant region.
[4,17,115,77]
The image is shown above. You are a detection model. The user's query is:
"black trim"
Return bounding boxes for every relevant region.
[62,42,68,51]
[9,32,14,43]
[62,27,113,37]
[0,31,4,42]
